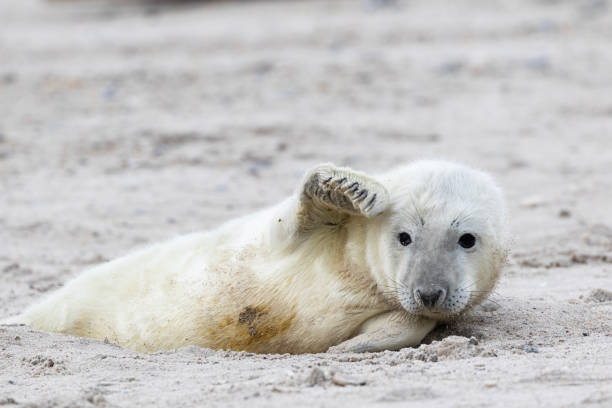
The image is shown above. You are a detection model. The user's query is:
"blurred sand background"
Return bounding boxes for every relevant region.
[1,0,611,406]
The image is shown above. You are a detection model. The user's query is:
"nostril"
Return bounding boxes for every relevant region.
[414,289,423,305]
[436,288,447,303]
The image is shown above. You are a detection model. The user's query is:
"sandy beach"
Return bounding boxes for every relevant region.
[1,0,611,406]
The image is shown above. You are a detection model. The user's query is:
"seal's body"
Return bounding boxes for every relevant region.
[3,161,508,353]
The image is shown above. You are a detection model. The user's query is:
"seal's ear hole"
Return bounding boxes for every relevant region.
[458,233,476,249]
[398,232,412,246]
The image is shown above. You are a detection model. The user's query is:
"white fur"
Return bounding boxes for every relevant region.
[2,161,508,354]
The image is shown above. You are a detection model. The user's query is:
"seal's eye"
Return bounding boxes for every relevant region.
[458,233,476,249]
[398,232,412,246]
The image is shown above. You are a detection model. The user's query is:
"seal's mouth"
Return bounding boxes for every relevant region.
[418,309,452,320]
[397,284,469,319]
[412,306,468,322]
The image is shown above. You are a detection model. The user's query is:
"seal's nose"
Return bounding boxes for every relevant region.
[414,286,447,309]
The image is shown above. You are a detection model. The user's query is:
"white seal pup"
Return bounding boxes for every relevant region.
[2,160,508,354]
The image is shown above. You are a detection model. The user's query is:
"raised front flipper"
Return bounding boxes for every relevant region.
[296,164,390,233]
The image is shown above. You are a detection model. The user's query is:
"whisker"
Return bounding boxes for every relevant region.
[458,278,485,291]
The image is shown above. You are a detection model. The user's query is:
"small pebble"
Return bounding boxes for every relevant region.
[87,395,106,405]
[330,372,366,387]
[559,209,571,218]
[307,367,326,386]
[469,336,479,345]
[520,196,545,209]
[582,332,589,337]
[484,381,497,388]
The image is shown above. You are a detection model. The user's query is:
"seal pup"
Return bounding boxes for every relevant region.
[2,160,508,353]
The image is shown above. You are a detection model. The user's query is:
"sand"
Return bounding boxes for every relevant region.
[1,0,611,406]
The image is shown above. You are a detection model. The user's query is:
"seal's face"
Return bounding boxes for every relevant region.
[371,161,508,321]
[391,220,488,319]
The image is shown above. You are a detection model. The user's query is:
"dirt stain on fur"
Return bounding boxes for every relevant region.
[238,306,264,337]
[204,302,297,353]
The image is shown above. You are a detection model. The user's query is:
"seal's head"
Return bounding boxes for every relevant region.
[365,161,508,320]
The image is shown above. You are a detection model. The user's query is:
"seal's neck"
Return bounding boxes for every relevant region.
[344,217,398,308]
